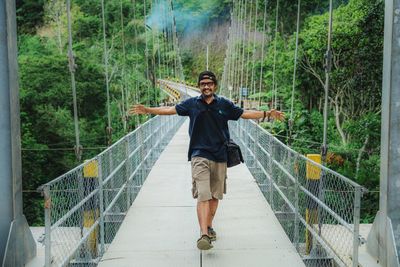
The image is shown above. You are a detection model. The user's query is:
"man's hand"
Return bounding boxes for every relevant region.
[129,104,148,115]
[269,109,285,121]
[241,109,285,120]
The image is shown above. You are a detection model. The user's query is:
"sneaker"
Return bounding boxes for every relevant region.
[197,234,213,250]
[208,227,217,241]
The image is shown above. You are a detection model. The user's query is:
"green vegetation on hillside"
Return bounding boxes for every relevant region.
[18,0,181,225]
[17,0,383,224]
[220,0,383,221]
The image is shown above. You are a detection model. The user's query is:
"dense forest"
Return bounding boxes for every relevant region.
[17,0,383,225]
[255,0,383,223]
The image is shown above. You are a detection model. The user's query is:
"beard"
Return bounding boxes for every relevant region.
[201,88,213,97]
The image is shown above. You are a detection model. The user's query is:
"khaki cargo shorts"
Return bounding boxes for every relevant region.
[191,157,227,202]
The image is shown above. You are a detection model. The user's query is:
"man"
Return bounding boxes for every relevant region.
[129,71,284,250]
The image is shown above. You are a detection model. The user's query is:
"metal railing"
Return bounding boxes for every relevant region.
[39,115,185,266]
[230,119,366,267]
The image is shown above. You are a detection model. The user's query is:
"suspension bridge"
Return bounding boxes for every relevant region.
[0,0,399,267]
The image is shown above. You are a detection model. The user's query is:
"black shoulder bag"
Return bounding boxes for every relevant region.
[205,110,244,168]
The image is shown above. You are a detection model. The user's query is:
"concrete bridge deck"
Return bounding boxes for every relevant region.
[98,121,305,267]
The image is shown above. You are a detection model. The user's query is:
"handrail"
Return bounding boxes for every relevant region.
[230,119,363,267]
[250,119,366,191]
[39,115,185,266]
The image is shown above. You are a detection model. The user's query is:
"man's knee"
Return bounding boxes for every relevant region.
[198,200,209,205]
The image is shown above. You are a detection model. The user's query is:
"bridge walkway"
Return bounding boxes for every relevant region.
[98,120,305,267]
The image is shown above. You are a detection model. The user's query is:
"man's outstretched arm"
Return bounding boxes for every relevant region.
[241,109,285,121]
[129,104,177,115]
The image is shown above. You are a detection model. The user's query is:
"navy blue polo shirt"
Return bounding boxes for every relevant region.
[175,95,243,162]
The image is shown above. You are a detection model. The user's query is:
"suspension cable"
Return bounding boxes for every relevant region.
[166,0,171,79]
[228,2,235,97]
[228,1,236,99]
[288,0,302,145]
[169,0,178,79]
[271,0,279,109]
[155,0,162,82]
[222,9,234,97]
[132,0,140,127]
[239,0,248,108]
[258,0,268,108]
[226,6,234,96]
[66,0,82,161]
[233,0,240,98]
[227,6,235,99]
[245,0,253,92]
[144,0,150,107]
[167,2,173,78]
[120,0,129,132]
[161,1,168,78]
[322,0,334,162]
[234,0,242,101]
[165,2,171,78]
[250,0,258,105]
[222,3,231,97]
[101,0,112,145]
[234,0,241,101]
[233,0,242,100]
[150,0,157,105]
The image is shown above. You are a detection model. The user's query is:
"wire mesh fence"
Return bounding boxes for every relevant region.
[229,119,366,267]
[39,115,185,267]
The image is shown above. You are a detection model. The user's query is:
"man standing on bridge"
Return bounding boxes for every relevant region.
[129,71,284,250]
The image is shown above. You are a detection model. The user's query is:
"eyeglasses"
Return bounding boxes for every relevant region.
[199,82,215,87]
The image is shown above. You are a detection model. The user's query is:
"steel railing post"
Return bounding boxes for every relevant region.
[107,145,114,212]
[245,120,250,160]
[161,117,165,148]
[252,122,257,169]
[125,137,131,210]
[44,185,51,267]
[97,156,105,255]
[293,155,300,250]
[269,136,275,210]
[78,170,84,242]
[154,117,158,159]
[157,118,162,153]
[255,126,261,182]
[352,186,361,267]
[241,120,246,159]
[148,120,152,166]
[142,123,145,184]
[141,125,145,185]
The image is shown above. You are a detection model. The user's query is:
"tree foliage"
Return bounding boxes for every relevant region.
[256,0,383,220]
[18,0,383,224]
[18,0,176,225]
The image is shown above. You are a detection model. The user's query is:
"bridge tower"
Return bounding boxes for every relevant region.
[367,0,400,266]
[0,0,36,265]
